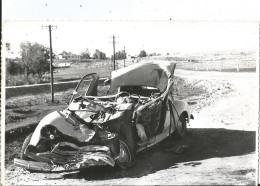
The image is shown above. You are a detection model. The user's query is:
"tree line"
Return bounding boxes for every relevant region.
[6,42,52,77]
[6,41,149,78]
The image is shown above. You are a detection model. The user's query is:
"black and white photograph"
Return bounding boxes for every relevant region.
[1,0,260,185]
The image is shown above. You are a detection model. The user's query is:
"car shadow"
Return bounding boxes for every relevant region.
[62,128,255,180]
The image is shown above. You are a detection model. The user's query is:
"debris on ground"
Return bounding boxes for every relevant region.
[163,144,190,154]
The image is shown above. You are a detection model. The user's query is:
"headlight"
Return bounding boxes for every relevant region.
[41,125,59,140]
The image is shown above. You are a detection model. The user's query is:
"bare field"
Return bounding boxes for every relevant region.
[53,60,114,82]
[52,50,256,83]
[149,50,256,72]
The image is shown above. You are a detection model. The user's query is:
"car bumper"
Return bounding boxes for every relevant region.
[14,141,119,172]
[14,153,117,172]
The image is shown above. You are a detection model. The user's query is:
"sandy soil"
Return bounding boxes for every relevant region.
[4,69,258,185]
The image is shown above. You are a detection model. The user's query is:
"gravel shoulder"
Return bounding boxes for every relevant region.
[4,69,258,185]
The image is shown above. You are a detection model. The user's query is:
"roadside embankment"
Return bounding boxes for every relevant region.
[6,78,107,98]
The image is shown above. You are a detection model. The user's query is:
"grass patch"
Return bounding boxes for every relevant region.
[12,108,35,114]
[6,74,50,86]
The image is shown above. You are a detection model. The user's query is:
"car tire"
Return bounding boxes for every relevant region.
[21,133,33,160]
[115,137,134,170]
[172,114,187,139]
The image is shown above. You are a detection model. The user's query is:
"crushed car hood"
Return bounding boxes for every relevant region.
[110,61,176,92]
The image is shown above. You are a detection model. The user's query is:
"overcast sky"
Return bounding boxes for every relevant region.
[2,0,260,57]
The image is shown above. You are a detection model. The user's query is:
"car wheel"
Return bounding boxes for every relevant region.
[115,137,134,170]
[21,133,33,160]
[172,114,187,139]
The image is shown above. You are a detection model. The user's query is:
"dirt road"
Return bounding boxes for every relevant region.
[4,70,258,185]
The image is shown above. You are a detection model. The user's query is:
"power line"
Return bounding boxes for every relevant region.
[42,25,57,103]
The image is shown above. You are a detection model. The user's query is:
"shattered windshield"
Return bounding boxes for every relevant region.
[74,75,94,98]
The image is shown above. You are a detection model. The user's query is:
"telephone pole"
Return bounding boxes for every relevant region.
[109,35,119,70]
[112,35,116,70]
[123,46,126,67]
[42,25,57,103]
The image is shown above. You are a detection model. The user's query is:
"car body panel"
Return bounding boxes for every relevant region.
[110,61,175,92]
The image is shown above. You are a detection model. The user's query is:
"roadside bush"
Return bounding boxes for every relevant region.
[80,49,91,59]
[20,42,51,77]
[92,49,107,60]
[139,50,147,58]
[6,41,53,86]
[6,59,23,75]
[112,50,126,60]
[6,74,50,86]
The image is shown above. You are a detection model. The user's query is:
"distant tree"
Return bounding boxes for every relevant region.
[80,48,91,59]
[112,50,126,60]
[93,49,106,60]
[20,42,51,77]
[61,51,68,55]
[5,42,24,75]
[6,58,23,75]
[68,52,73,58]
[100,52,106,59]
[5,42,15,57]
[139,50,147,58]
[6,42,11,52]
[60,51,68,59]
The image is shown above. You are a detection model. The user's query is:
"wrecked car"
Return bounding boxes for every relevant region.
[14,61,194,172]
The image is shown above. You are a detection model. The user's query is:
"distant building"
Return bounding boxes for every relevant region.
[58,53,80,60]
[58,54,63,59]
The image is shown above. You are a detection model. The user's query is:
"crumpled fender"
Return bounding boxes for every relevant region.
[29,111,81,146]
[171,100,192,123]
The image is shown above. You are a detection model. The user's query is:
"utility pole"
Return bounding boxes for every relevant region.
[112,35,116,70]
[123,46,126,67]
[42,25,57,103]
[109,35,119,70]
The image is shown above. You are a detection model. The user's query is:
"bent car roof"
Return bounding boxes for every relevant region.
[110,61,176,92]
